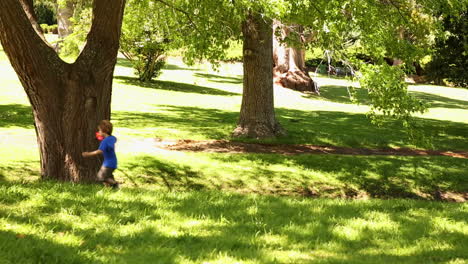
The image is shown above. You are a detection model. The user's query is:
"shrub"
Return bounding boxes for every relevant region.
[121,38,168,82]
[40,24,49,33]
[48,25,58,34]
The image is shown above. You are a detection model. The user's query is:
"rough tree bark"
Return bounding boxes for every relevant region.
[273,21,319,93]
[0,0,126,182]
[57,0,75,39]
[232,12,284,139]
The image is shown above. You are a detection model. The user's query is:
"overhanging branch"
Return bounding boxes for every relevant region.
[153,0,201,33]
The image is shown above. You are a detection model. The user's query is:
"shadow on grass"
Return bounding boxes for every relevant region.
[163,63,198,71]
[410,91,468,110]
[211,154,468,198]
[171,192,468,262]
[303,85,370,105]
[0,104,34,128]
[123,156,205,191]
[113,105,239,139]
[2,103,465,151]
[116,58,133,69]
[118,153,467,200]
[114,76,240,96]
[194,73,243,84]
[0,161,41,184]
[114,105,468,151]
[275,107,468,151]
[304,85,468,110]
[117,57,198,71]
[0,229,95,264]
[0,181,466,263]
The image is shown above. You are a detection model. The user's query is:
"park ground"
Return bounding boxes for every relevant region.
[0,44,468,263]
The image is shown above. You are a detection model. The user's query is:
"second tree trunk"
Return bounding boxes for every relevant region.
[273,22,319,93]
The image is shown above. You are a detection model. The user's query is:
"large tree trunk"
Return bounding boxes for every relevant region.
[232,12,284,139]
[57,0,75,39]
[0,0,126,182]
[273,21,319,94]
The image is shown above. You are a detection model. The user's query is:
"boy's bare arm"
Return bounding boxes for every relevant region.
[82,150,103,157]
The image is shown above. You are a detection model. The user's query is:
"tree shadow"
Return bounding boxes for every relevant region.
[0,183,263,263]
[275,108,468,151]
[123,156,205,191]
[194,73,243,84]
[303,85,370,105]
[0,104,34,128]
[114,76,240,96]
[0,229,97,264]
[1,181,466,263]
[208,153,468,199]
[117,57,199,71]
[303,84,468,110]
[163,63,198,71]
[0,161,41,183]
[113,105,467,151]
[110,149,468,200]
[410,91,468,110]
[170,192,468,263]
[113,105,239,139]
[3,99,465,152]
[116,58,133,69]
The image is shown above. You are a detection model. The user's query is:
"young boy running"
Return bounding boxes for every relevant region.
[82,120,119,188]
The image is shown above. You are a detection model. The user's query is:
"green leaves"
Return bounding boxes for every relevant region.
[121,0,173,81]
[359,64,427,128]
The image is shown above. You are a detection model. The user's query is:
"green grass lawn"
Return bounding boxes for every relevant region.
[1,47,468,263]
[1,182,467,264]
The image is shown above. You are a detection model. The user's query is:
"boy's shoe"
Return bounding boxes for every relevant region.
[111,183,120,190]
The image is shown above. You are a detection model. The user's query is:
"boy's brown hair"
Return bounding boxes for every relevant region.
[98,120,113,135]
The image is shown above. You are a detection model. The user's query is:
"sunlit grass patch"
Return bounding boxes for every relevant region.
[0,183,467,263]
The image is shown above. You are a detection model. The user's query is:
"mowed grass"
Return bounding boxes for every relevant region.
[1,45,468,263]
[1,182,467,264]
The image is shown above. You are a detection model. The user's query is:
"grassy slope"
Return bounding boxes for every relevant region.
[1,45,468,263]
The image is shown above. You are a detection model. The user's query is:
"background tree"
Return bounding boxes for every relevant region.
[273,21,319,93]
[112,0,464,139]
[426,10,468,87]
[120,1,172,82]
[0,0,126,182]
[57,0,75,39]
[127,0,291,138]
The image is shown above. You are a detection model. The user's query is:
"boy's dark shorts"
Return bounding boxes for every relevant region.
[97,166,115,182]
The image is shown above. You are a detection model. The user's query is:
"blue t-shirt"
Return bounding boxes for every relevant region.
[98,135,117,169]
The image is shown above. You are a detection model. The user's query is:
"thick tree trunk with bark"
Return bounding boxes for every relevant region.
[273,21,319,94]
[0,0,126,182]
[232,13,284,139]
[57,0,75,39]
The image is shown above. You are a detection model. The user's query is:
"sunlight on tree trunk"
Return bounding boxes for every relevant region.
[273,21,319,94]
[57,0,74,39]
